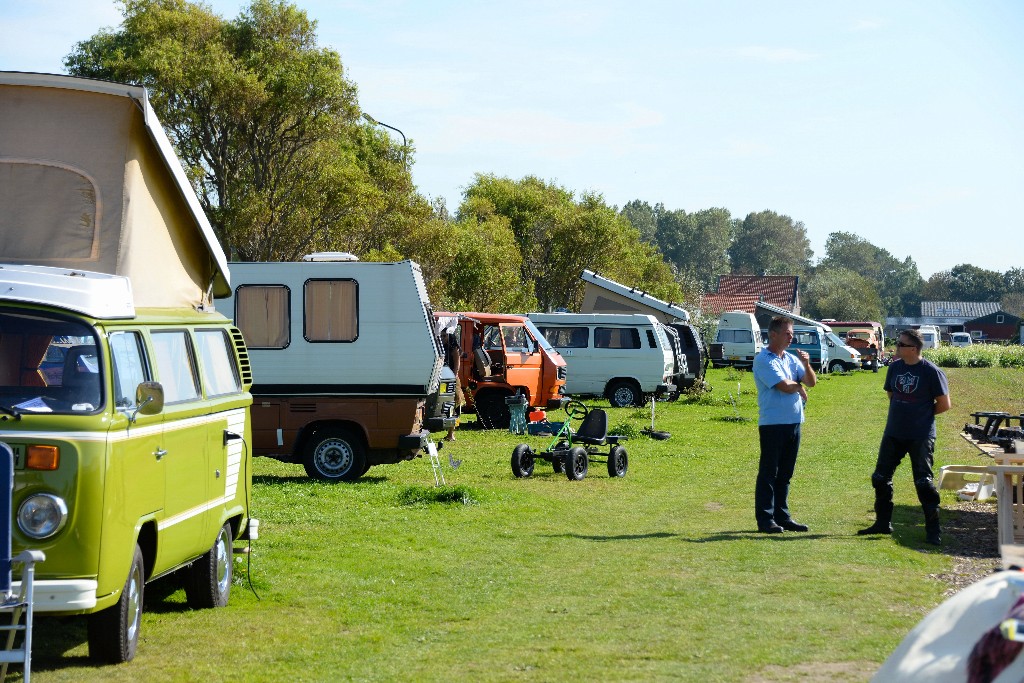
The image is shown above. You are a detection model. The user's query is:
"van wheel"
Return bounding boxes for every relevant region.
[827,359,847,373]
[608,380,642,408]
[477,395,510,430]
[184,522,233,609]
[303,428,366,481]
[88,544,144,663]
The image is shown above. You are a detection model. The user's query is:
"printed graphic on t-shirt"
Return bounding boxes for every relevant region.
[893,372,919,394]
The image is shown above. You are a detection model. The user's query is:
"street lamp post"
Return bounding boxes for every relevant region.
[362,112,407,170]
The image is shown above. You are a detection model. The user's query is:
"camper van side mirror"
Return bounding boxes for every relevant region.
[132,381,165,421]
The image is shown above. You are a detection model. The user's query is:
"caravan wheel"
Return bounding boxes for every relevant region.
[303,428,366,481]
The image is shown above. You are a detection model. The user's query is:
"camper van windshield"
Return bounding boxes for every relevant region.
[523,320,554,352]
[0,308,102,415]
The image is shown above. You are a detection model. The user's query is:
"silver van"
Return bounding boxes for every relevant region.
[528,313,677,407]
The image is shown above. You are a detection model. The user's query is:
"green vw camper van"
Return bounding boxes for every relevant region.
[0,72,256,663]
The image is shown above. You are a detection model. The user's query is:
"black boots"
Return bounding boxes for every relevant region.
[858,498,893,535]
[857,520,893,535]
[924,506,941,546]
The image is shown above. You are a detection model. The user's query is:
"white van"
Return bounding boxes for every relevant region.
[709,311,763,369]
[528,313,678,407]
[918,325,941,350]
[950,332,973,347]
[822,330,863,372]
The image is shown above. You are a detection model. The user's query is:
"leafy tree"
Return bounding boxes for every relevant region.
[436,198,535,312]
[619,200,661,244]
[947,264,1005,302]
[818,232,923,316]
[801,267,884,321]
[460,175,681,312]
[65,0,418,261]
[655,207,732,293]
[728,210,813,276]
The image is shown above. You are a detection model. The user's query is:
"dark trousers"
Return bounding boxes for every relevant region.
[871,436,940,511]
[755,423,801,528]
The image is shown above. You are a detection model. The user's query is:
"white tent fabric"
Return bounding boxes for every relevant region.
[872,570,1024,682]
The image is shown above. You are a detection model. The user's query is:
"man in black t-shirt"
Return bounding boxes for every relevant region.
[858,328,951,545]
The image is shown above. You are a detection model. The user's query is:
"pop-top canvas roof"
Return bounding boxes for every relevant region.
[0,71,230,309]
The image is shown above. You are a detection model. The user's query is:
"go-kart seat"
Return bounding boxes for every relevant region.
[573,408,608,445]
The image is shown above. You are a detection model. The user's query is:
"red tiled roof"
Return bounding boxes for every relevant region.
[699,293,760,317]
[715,275,798,310]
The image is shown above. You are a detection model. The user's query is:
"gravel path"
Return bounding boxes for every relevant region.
[932,500,1002,596]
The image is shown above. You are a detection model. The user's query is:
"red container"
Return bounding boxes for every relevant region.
[528,409,546,422]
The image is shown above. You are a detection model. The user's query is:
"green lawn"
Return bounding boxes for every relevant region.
[25,366,1024,682]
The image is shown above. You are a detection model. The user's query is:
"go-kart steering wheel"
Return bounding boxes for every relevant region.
[564,400,589,419]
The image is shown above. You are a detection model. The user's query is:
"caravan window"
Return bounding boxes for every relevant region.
[196,329,242,397]
[540,327,589,348]
[305,279,358,342]
[595,327,641,349]
[151,331,200,403]
[236,285,290,349]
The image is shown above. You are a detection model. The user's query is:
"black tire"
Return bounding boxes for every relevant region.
[88,544,144,663]
[608,380,642,408]
[827,359,846,373]
[477,394,511,430]
[607,445,628,477]
[184,522,233,609]
[302,427,366,481]
[565,446,589,481]
[552,458,564,474]
[511,443,535,478]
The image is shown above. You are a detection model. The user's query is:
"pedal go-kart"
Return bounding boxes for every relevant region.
[511,400,628,480]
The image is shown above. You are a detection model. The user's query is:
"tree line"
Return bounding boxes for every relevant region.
[64,0,1024,321]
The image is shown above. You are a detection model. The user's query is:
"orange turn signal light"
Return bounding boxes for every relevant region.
[27,445,59,471]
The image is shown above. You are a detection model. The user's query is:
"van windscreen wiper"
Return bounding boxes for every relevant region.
[0,403,22,420]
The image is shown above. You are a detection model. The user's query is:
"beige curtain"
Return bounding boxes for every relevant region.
[236,286,290,348]
[305,280,357,342]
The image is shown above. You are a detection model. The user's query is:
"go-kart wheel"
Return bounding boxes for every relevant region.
[565,446,588,481]
[511,443,535,478]
[552,458,564,474]
[565,400,589,420]
[607,445,628,478]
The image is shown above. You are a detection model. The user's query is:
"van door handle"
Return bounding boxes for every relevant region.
[155,448,168,460]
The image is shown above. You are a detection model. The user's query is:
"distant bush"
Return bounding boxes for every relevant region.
[925,344,1024,369]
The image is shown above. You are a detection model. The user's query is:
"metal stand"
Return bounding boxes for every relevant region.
[1,550,45,682]
[1,441,44,681]
[425,440,446,486]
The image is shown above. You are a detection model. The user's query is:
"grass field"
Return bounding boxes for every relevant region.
[23,365,1024,682]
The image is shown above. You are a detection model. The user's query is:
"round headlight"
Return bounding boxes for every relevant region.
[18,493,68,539]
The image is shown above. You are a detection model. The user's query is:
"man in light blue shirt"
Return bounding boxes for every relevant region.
[753,316,817,533]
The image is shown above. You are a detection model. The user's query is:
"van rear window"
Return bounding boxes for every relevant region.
[594,328,640,349]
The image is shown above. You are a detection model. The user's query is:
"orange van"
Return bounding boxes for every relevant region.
[435,313,568,428]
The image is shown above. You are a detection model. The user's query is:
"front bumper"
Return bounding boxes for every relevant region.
[11,578,98,613]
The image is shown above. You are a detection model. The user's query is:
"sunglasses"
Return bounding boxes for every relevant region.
[896,342,917,349]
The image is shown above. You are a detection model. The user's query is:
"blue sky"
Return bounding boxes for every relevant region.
[3,1,1022,279]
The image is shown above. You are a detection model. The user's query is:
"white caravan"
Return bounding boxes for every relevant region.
[215,259,443,481]
[918,325,941,349]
